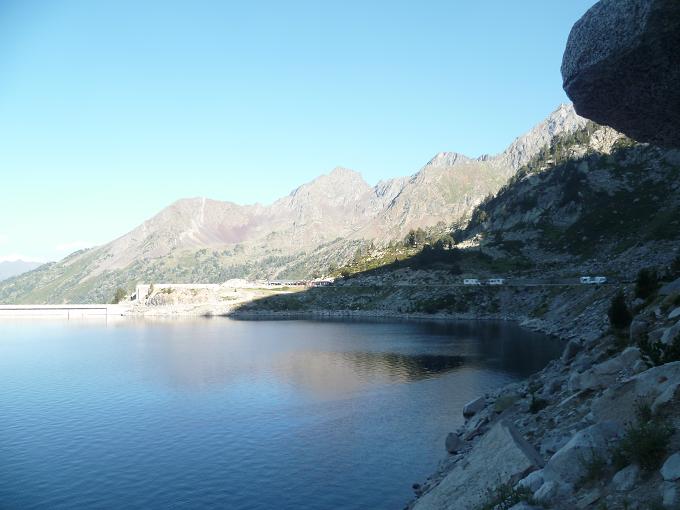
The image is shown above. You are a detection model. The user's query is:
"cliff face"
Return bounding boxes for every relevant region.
[562,0,680,147]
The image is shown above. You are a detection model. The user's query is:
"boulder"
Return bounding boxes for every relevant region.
[543,421,622,485]
[629,318,651,344]
[517,469,545,493]
[660,278,680,296]
[445,433,463,454]
[661,321,680,345]
[561,0,680,148]
[661,453,680,481]
[568,348,641,392]
[533,481,558,503]
[592,362,680,424]
[562,339,582,363]
[662,481,679,508]
[612,464,639,492]
[463,396,486,418]
[412,421,543,510]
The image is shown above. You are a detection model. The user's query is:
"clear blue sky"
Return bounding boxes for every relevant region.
[0,0,597,262]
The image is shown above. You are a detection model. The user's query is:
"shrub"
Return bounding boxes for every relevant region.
[608,292,632,330]
[476,482,534,510]
[635,268,659,300]
[613,403,673,472]
[529,393,548,414]
[639,332,680,366]
[579,452,607,486]
[111,287,127,304]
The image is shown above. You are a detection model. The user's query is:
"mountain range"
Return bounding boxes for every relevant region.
[0,104,587,304]
[0,260,42,282]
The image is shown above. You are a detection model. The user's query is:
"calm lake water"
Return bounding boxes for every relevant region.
[0,318,562,510]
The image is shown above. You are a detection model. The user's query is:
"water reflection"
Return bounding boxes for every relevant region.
[0,317,563,510]
[121,318,561,395]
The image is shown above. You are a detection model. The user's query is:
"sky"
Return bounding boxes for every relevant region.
[0,0,597,262]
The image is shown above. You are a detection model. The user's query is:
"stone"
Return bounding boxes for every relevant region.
[630,318,651,343]
[463,396,486,418]
[576,488,601,509]
[518,469,544,493]
[543,421,623,485]
[661,453,680,481]
[612,464,639,492]
[660,278,680,297]
[568,348,641,392]
[445,433,463,454]
[508,504,541,510]
[562,339,582,363]
[545,378,563,396]
[662,481,679,508]
[533,480,559,504]
[412,421,543,510]
[661,321,680,346]
[561,0,680,148]
[669,308,680,320]
[592,362,680,425]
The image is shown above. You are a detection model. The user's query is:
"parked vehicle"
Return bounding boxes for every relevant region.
[580,276,607,284]
[463,278,481,285]
[487,278,505,285]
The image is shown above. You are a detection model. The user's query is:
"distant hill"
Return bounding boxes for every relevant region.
[0,105,587,304]
[0,260,43,282]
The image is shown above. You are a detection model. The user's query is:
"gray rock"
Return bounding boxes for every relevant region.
[661,321,680,345]
[661,453,680,481]
[543,421,622,485]
[612,464,639,491]
[561,0,680,147]
[518,469,544,493]
[412,421,543,510]
[669,308,680,320]
[445,433,463,454]
[545,378,562,396]
[660,278,680,296]
[463,396,486,418]
[533,480,559,504]
[662,481,679,508]
[592,362,680,424]
[569,348,642,392]
[631,359,648,375]
[562,339,582,363]
[630,318,651,343]
[508,503,541,510]
[576,488,601,509]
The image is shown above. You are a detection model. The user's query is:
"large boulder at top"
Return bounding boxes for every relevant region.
[561,0,680,148]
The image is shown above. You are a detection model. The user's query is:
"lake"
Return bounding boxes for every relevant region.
[0,318,562,509]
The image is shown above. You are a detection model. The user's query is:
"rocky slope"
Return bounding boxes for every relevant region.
[0,105,586,304]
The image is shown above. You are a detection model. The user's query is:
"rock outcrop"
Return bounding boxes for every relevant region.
[562,0,680,147]
[413,421,543,510]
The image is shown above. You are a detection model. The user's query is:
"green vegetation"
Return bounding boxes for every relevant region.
[578,452,607,487]
[638,331,680,366]
[111,287,128,304]
[608,292,632,330]
[612,401,673,472]
[635,268,659,300]
[493,394,519,414]
[476,482,535,510]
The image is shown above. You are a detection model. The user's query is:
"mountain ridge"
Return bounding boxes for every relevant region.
[0,104,588,303]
